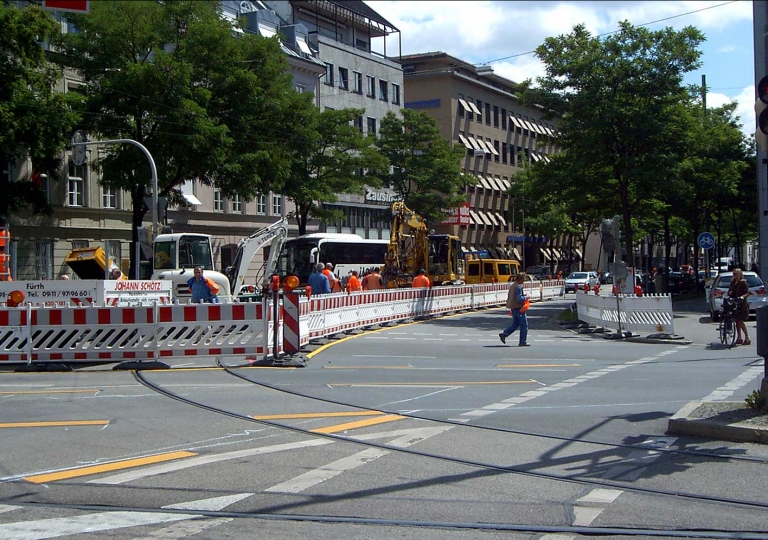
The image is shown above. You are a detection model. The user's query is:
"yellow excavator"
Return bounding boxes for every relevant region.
[383,201,464,288]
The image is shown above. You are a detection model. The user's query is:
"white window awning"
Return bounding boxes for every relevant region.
[469,209,482,225]
[182,192,203,206]
[486,141,499,156]
[521,120,536,133]
[458,99,471,112]
[483,176,499,191]
[476,175,492,190]
[479,212,493,226]
[467,136,482,151]
[540,248,551,261]
[512,247,521,260]
[509,116,523,129]
[259,23,277,38]
[457,133,473,149]
[497,178,510,190]
[574,248,583,259]
[495,212,507,225]
[474,138,489,152]
[485,212,499,226]
[467,101,482,115]
[297,38,313,55]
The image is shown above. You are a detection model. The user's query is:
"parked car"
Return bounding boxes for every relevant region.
[706,271,767,321]
[666,271,697,295]
[525,265,551,280]
[564,271,599,293]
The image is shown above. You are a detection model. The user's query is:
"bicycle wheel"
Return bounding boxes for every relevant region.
[719,315,728,344]
[725,315,737,349]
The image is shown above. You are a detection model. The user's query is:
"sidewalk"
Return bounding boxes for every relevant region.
[668,400,768,444]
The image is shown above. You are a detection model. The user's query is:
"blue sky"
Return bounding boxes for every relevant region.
[368,1,755,138]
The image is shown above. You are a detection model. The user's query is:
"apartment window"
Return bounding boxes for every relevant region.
[367,116,377,134]
[295,84,305,93]
[392,83,400,105]
[353,71,362,94]
[379,79,388,101]
[458,93,465,117]
[354,114,363,133]
[494,140,500,162]
[35,241,53,281]
[501,108,507,130]
[68,162,85,207]
[366,75,375,98]
[355,38,368,51]
[493,106,499,127]
[256,194,266,215]
[476,99,482,122]
[485,103,491,125]
[338,67,349,90]
[214,188,223,212]
[272,194,282,215]
[324,62,334,86]
[102,186,117,209]
[231,193,242,214]
[502,142,508,164]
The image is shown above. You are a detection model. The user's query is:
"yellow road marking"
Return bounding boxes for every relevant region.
[323,365,413,369]
[311,414,405,434]
[24,451,197,484]
[0,420,110,429]
[329,380,537,387]
[497,363,582,368]
[0,389,99,395]
[253,411,383,420]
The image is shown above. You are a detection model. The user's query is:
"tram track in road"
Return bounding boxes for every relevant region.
[132,368,768,515]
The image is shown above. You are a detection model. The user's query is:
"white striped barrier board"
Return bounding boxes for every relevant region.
[0,281,565,365]
[0,280,172,307]
[575,291,674,335]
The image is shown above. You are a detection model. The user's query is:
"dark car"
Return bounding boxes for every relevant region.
[525,265,551,280]
[666,271,697,294]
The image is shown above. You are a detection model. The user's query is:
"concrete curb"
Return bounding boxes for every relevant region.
[667,400,768,444]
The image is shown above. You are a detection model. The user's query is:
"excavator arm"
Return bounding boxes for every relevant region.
[226,218,289,296]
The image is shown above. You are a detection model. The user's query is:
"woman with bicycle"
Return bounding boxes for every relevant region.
[728,268,751,345]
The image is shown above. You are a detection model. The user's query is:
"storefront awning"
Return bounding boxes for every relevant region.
[540,248,551,261]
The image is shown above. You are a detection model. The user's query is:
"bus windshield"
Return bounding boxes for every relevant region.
[278,237,388,286]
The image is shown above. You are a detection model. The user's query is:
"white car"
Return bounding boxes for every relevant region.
[564,271,599,293]
[706,271,767,321]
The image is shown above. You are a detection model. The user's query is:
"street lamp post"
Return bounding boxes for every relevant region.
[521,208,525,271]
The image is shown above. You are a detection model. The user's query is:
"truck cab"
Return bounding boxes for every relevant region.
[151,233,232,302]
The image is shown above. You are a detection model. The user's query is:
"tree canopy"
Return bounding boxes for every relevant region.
[517,21,707,268]
[375,108,466,224]
[0,4,80,218]
[284,107,387,235]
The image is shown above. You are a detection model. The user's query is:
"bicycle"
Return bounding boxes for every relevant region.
[719,297,740,349]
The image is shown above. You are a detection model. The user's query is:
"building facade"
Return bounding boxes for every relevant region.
[267,0,403,240]
[399,52,581,271]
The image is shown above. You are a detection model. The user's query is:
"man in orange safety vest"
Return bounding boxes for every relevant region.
[412,268,430,288]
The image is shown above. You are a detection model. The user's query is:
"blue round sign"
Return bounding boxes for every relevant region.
[697,232,715,249]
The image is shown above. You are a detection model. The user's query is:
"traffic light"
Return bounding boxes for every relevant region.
[755,75,768,151]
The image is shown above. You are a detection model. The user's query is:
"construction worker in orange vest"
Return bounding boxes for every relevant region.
[363,267,383,290]
[347,270,362,292]
[412,268,430,288]
[322,262,340,293]
[0,219,11,281]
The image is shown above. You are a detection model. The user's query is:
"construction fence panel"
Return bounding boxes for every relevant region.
[575,292,674,335]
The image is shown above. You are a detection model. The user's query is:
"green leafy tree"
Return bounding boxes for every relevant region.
[375,109,466,224]
[517,21,705,267]
[57,0,309,275]
[0,4,80,218]
[284,107,387,235]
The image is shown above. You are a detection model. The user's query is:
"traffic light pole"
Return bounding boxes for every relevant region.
[755,1,768,398]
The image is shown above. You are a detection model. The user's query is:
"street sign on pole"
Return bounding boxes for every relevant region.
[71,130,88,166]
[697,232,715,250]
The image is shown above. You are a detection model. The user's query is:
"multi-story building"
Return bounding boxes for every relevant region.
[267,0,403,240]
[399,52,581,271]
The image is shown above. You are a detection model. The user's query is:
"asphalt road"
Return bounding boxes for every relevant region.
[1,295,767,539]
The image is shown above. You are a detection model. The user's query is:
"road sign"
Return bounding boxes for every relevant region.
[71,130,89,166]
[697,232,715,250]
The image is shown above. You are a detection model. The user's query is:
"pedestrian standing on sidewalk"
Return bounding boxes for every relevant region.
[499,272,530,347]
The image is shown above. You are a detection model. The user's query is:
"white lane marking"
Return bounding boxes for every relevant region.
[0,506,20,515]
[378,387,457,405]
[576,488,622,505]
[130,517,231,540]
[352,355,436,359]
[572,506,605,526]
[393,338,416,340]
[0,494,251,540]
[265,427,450,494]
[363,337,390,340]
[703,366,764,401]
[91,440,332,485]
